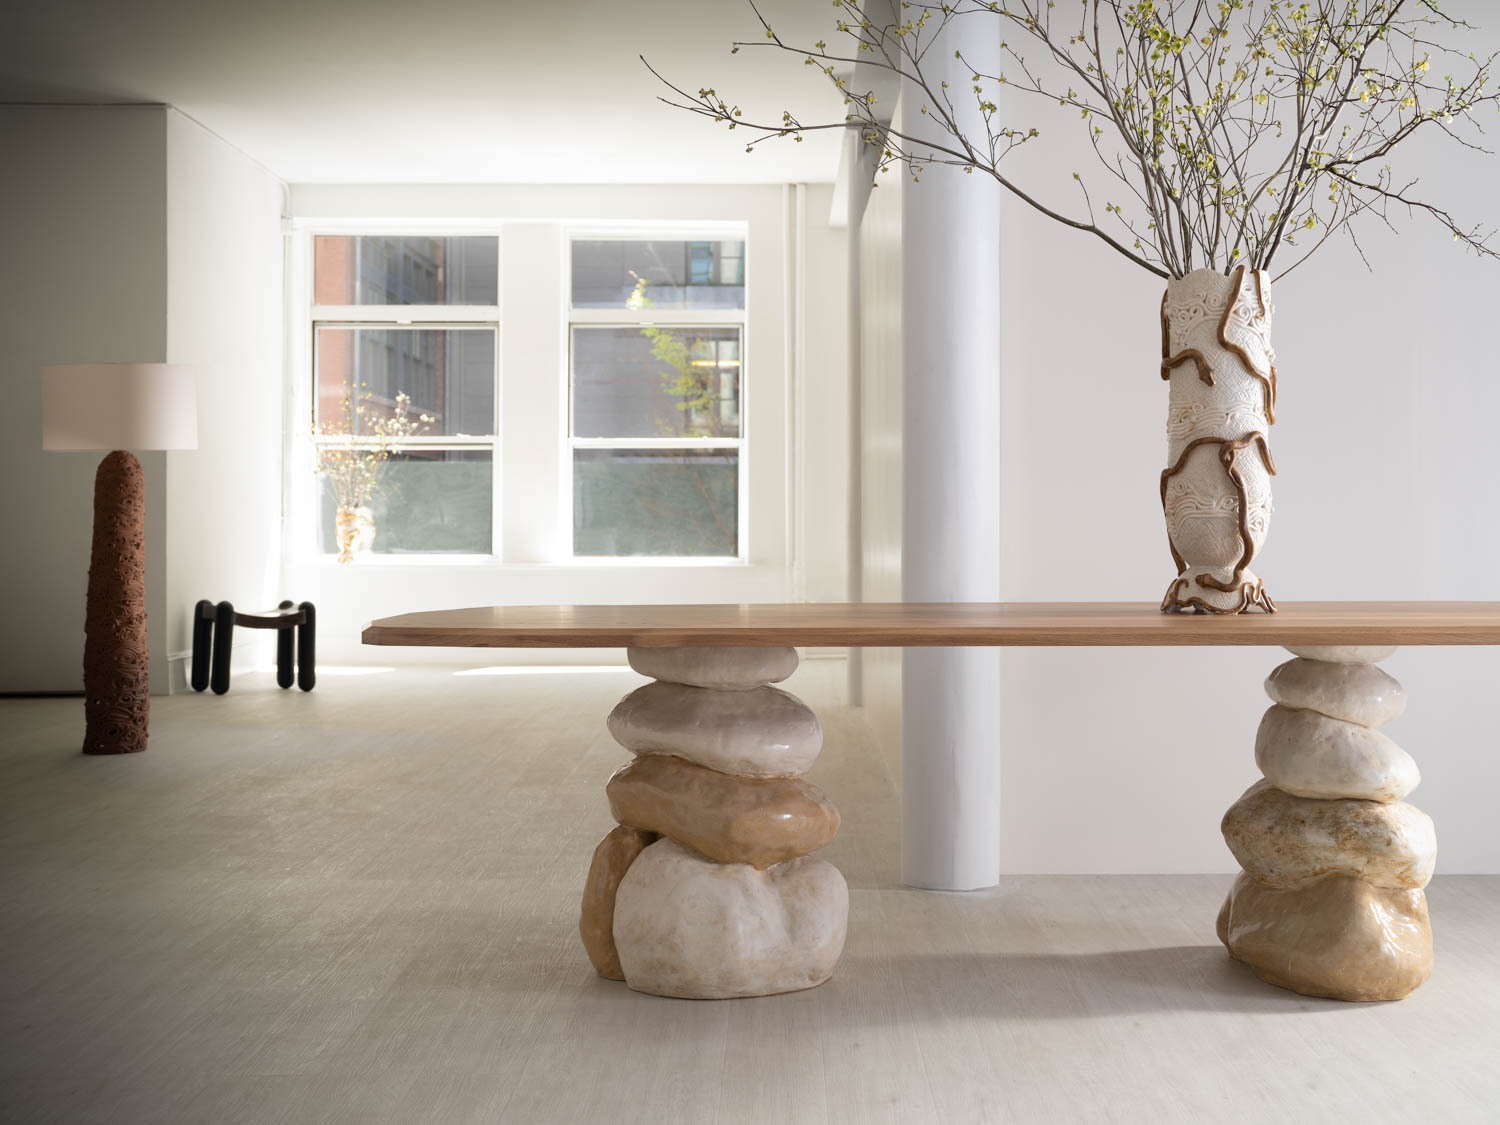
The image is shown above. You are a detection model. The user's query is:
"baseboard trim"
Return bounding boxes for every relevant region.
[166,636,273,695]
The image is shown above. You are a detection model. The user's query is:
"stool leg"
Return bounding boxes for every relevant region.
[276,599,295,689]
[190,600,213,692]
[210,601,235,695]
[296,602,316,692]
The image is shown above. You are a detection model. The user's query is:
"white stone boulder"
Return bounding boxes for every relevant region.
[1283,644,1397,665]
[627,645,798,691]
[1264,657,1405,728]
[1222,779,1436,889]
[612,838,848,999]
[607,682,822,778]
[1254,704,1418,802]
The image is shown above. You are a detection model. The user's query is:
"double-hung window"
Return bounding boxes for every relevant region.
[567,237,747,559]
[309,235,499,556]
[299,228,761,564]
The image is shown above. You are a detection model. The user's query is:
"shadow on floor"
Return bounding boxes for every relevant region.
[550,943,1370,1026]
[851,944,1374,1019]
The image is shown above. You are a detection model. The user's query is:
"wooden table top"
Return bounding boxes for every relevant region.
[362,602,1500,649]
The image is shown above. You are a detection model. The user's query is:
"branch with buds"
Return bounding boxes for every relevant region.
[648,0,1500,279]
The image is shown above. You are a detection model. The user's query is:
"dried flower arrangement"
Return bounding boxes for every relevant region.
[314,382,433,562]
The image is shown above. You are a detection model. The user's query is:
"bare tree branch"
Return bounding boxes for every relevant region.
[646,0,1499,279]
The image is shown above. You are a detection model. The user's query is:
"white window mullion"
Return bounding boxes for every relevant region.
[566,307,746,327]
[311,305,500,324]
[569,437,743,450]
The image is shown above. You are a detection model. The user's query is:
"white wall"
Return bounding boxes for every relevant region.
[798,185,853,607]
[987,9,1500,873]
[993,210,1500,873]
[283,183,849,673]
[163,110,287,690]
[855,172,903,774]
[849,1,1500,873]
[0,106,169,693]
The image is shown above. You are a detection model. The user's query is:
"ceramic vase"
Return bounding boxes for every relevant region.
[1159,265,1278,613]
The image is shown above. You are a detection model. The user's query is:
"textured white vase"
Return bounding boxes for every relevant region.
[1160,266,1278,613]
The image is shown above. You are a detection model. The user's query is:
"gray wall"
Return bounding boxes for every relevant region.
[0,106,168,692]
[0,105,285,694]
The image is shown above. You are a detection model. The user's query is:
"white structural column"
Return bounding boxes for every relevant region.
[899,25,1004,890]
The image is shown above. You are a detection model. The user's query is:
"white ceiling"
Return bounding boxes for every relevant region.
[0,0,847,184]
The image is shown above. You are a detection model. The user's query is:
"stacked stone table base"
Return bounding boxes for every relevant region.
[578,646,848,999]
[1218,644,1436,1001]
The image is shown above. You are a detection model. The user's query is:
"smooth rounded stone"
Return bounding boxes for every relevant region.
[612,838,848,999]
[1264,658,1405,727]
[1283,644,1398,665]
[1222,779,1435,889]
[579,825,658,980]
[607,681,822,778]
[607,755,838,869]
[1216,871,1432,1001]
[1254,705,1419,802]
[627,646,798,691]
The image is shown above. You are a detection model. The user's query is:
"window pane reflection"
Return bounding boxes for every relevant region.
[314,236,498,305]
[315,327,494,439]
[319,451,493,555]
[573,326,740,439]
[571,239,745,310]
[573,449,738,557]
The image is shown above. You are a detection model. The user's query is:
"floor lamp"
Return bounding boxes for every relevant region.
[41,364,197,754]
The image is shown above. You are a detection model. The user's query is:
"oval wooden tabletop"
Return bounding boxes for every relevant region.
[362,602,1500,649]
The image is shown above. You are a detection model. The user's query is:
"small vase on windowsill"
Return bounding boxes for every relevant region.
[335,504,376,564]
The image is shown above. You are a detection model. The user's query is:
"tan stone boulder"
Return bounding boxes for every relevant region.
[1221,779,1435,889]
[607,681,822,778]
[579,825,657,980]
[607,755,838,869]
[1217,871,1432,1001]
[612,838,848,999]
[627,645,798,690]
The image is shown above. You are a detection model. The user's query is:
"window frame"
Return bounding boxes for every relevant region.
[286,214,774,574]
[298,230,504,564]
[563,231,750,563]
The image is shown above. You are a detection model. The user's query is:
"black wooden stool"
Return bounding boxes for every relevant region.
[191,600,316,695]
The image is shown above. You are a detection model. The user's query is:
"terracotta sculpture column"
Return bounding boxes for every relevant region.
[41,362,196,752]
[82,451,150,755]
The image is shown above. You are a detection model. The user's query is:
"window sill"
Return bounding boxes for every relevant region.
[291,554,752,569]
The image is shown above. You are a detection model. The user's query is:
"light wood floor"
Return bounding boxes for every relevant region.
[2,665,1497,1125]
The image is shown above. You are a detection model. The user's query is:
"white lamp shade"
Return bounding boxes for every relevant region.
[41,364,198,451]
